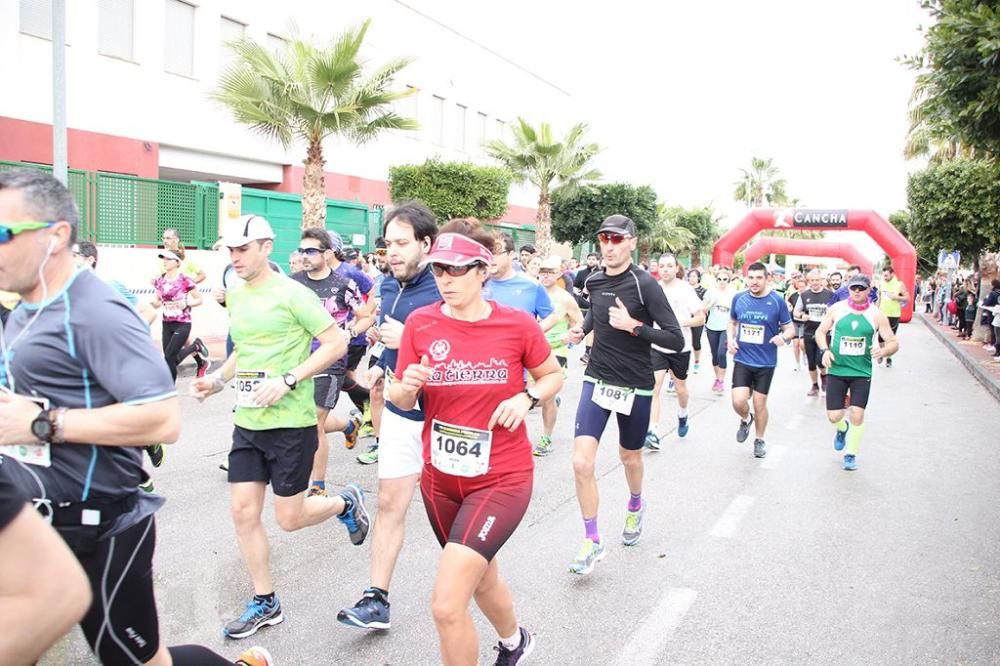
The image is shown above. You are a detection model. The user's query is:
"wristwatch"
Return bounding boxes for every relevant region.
[31,408,66,444]
[282,373,298,391]
[524,387,541,409]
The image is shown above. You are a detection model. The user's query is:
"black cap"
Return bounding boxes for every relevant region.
[597,214,636,236]
[847,274,871,289]
[374,237,387,249]
[343,247,360,260]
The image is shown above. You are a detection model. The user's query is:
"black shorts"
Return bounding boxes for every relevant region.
[803,332,825,372]
[650,349,690,380]
[346,344,366,371]
[229,425,317,496]
[71,514,161,664]
[574,380,653,450]
[421,467,532,562]
[825,375,872,410]
[557,355,568,368]
[313,372,344,410]
[732,361,776,395]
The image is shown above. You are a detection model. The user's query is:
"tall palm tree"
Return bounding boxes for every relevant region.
[733,157,789,207]
[904,73,974,163]
[485,118,600,257]
[214,20,417,228]
[640,203,695,266]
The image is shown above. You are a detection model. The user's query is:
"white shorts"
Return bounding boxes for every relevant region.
[378,407,424,480]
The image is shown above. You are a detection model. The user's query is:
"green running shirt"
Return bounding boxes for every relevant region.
[829,303,878,378]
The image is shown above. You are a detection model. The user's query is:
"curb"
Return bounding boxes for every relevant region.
[918,313,1000,403]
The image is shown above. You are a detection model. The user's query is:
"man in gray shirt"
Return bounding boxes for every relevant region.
[0,170,272,666]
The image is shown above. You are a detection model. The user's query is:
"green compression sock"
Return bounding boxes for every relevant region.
[836,419,848,433]
[845,422,865,456]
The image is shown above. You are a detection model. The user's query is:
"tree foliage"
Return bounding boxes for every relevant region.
[906,157,1000,269]
[214,20,416,228]
[889,209,938,274]
[550,183,658,244]
[388,160,512,223]
[663,205,723,263]
[904,1,1000,158]
[733,157,790,207]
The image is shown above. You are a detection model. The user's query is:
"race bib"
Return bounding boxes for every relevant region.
[839,336,867,356]
[163,300,185,318]
[807,304,827,322]
[431,420,492,478]
[235,370,267,408]
[714,304,730,315]
[370,341,385,359]
[739,323,765,345]
[0,395,51,467]
[592,382,635,415]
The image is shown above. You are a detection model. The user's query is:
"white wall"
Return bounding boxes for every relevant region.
[1,0,574,208]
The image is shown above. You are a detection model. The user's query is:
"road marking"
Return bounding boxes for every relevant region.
[760,445,788,469]
[786,414,806,430]
[709,495,755,538]
[615,587,697,666]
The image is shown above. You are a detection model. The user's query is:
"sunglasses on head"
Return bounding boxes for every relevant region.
[430,262,484,277]
[597,232,630,245]
[0,220,55,244]
[296,247,326,256]
[374,248,387,256]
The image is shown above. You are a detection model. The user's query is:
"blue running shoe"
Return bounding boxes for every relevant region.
[337,483,371,546]
[338,588,391,630]
[834,423,849,451]
[224,597,284,639]
[843,454,857,471]
[677,416,689,438]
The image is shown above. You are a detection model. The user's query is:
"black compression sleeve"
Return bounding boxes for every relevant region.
[635,279,685,351]
[582,308,594,336]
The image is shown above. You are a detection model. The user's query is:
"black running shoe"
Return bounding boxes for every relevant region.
[736,414,754,443]
[337,588,390,629]
[145,443,165,468]
[194,337,210,359]
[493,627,535,665]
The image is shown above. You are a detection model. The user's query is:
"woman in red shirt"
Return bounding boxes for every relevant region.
[390,219,563,666]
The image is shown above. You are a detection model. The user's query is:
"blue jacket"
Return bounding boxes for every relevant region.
[377,265,441,421]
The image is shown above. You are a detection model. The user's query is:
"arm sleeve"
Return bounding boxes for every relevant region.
[635,279,684,351]
[534,285,554,318]
[582,308,594,335]
[573,270,587,290]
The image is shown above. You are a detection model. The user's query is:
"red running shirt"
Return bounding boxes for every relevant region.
[395,301,552,477]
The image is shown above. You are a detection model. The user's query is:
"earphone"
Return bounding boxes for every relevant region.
[48,236,57,254]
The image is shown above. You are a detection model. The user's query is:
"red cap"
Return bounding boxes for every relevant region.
[423,233,494,267]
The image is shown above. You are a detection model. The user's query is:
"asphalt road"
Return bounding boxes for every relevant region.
[41,320,1000,665]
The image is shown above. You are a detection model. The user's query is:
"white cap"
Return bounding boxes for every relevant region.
[222,215,276,248]
[157,249,181,262]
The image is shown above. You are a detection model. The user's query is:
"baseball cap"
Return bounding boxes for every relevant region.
[847,274,871,289]
[343,247,360,261]
[221,215,276,248]
[422,232,494,267]
[374,237,387,250]
[157,249,181,262]
[597,214,636,236]
[539,255,563,271]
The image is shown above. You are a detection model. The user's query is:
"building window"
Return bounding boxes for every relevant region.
[266,32,288,54]
[19,0,52,40]
[431,95,445,146]
[454,104,467,151]
[476,112,488,150]
[99,0,134,60]
[399,85,419,134]
[164,0,195,77]
[219,16,246,71]
[496,119,507,140]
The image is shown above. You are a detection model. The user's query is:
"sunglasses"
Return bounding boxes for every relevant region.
[538,269,559,275]
[430,262,484,277]
[849,285,869,292]
[0,220,54,244]
[597,232,631,245]
[374,248,387,256]
[296,247,326,256]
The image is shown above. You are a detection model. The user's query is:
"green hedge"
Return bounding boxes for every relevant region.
[388,159,512,223]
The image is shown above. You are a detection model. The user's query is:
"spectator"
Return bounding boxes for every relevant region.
[982,279,1000,352]
[962,292,977,339]
[519,244,536,269]
[289,250,304,274]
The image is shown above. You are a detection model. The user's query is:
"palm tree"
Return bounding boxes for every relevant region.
[640,203,695,266]
[214,20,417,228]
[733,157,789,207]
[904,74,974,163]
[485,118,600,257]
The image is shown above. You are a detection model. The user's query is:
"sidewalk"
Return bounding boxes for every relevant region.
[918,312,1000,403]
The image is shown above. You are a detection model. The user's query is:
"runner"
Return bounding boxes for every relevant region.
[189,214,370,640]
[151,249,210,380]
[0,169,273,666]
[687,268,707,373]
[829,265,879,306]
[726,262,796,459]
[162,227,206,283]
[533,254,584,456]
[338,201,441,630]
[564,215,683,574]
[391,219,563,665]
[877,265,908,368]
[645,254,706,449]
[794,269,835,396]
[829,271,843,291]
[356,236,392,465]
[816,274,899,470]
[704,266,736,393]
[487,232,555,325]
[291,228,366,497]
[0,461,91,665]
[785,273,805,372]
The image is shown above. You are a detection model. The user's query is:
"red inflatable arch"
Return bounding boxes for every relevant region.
[742,237,873,276]
[713,209,916,322]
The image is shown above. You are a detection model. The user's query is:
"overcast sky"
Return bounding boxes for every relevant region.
[404,0,929,247]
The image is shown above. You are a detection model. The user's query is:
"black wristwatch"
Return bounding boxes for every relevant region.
[31,409,55,443]
[282,373,298,391]
[524,387,541,409]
